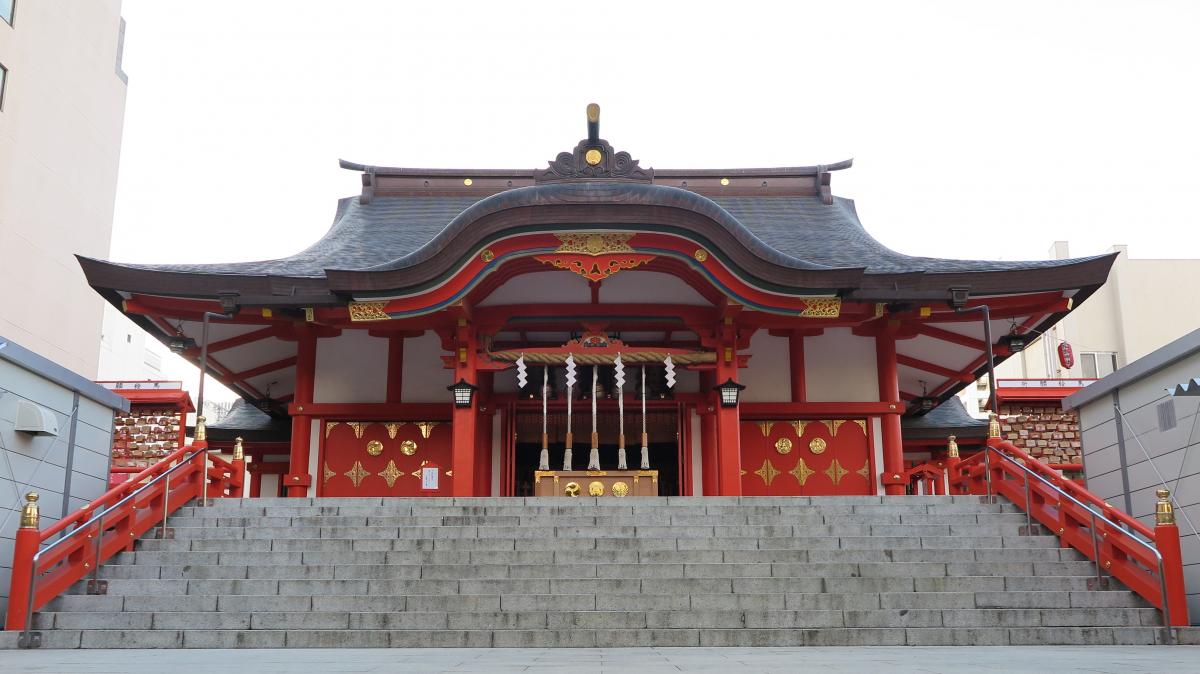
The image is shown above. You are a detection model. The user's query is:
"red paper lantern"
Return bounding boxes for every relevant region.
[1058,341,1075,369]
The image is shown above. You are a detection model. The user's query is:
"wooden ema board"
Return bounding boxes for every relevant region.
[321,420,453,496]
[740,420,872,496]
[533,470,659,497]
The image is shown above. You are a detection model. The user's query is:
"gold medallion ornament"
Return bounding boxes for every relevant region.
[365,440,384,456]
[588,481,605,496]
[612,481,629,497]
[400,439,418,456]
[775,437,793,455]
[809,437,827,455]
[377,460,403,488]
[564,482,581,497]
[754,459,781,487]
[480,249,495,262]
[789,458,815,486]
[585,149,603,166]
[824,458,849,486]
[343,461,369,488]
[694,249,708,262]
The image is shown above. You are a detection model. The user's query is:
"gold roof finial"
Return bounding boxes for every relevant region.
[947,435,959,458]
[586,103,600,142]
[20,492,40,529]
[1156,488,1176,525]
[233,436,244,461]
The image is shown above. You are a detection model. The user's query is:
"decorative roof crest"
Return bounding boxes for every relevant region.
[534,103,653,184]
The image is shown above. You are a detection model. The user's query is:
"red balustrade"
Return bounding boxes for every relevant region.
[5,440,244,636]
[949,437,1189,629]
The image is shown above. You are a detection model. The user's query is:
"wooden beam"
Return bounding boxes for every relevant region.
[896,354,974,382]
[233,357,298,382]
[917,324,985,351]
[208,326,280,353]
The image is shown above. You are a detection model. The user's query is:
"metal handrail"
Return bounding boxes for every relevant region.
[19,450,205,640]
[974,444,1173,644]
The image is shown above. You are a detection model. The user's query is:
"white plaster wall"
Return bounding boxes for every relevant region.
[306,418,320,497]
[491,411,502,496]
[313,330,388,403]
[871,416,884,494]
[401,331,453,402]
[740,331,791,403]
[599,271,712,305]
[478,271,588,306]
[805,328,879,402]
[259,473,280,499]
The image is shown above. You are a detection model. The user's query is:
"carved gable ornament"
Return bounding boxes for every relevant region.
[534,104,652,184]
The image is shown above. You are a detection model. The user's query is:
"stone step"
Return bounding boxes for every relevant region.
[69,574,1113,597]
[43,590,1151,614]
[30,607,1163,631]
[1,625,1186,649]
[92,558,1100,581]
[106,545,1080,568]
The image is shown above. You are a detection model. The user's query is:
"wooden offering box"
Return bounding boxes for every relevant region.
[533,470,659,497]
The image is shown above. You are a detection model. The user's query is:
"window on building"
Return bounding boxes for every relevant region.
[1,0,14,26]
[976,378,989,391]
[977,399,988,413]
[1080,352,1117,379]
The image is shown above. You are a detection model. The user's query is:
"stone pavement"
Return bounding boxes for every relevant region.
[1,647,1199,673]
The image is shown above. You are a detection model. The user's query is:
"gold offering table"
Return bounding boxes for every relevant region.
[533,470,659,497]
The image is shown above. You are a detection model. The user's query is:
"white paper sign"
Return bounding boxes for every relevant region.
[421,466,439,491]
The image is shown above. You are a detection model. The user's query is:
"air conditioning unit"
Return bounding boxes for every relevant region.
[14,401,59,436]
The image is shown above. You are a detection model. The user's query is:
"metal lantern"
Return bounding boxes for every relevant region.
[714,378,746,408]
[167,335,195,354]
[448,379,478,408]
[1001,333,1028,353]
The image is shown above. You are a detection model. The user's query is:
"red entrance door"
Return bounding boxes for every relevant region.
[321,420,454,496]
[740,419,872,496]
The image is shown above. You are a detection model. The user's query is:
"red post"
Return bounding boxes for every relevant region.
[475,373,494,496]
[286,332,317,496]
[714,320,742,496]
[451,319,477,496]
[1155,489,1191,626]
[698,371,718,496]
[788,332,806,403]
[386,335,404,403]
[876,333,906,495]
[5,492,41,631]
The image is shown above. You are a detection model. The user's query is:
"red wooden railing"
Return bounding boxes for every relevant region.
[5,436,244,642]
[948,436,1189,634]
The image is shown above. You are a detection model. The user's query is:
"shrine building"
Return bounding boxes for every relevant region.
[78,106,1115,500]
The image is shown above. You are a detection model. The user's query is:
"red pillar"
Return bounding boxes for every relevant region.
[451,320,477,496]
[286,332,317,497]
[475,372,494,496]
[788,332,806,403]
[1157,497,1191,625]
[714,322,742,496]
[248,463,263,498]
[876,333,906,495]
[4,495,40,631]
[386,335,404,403]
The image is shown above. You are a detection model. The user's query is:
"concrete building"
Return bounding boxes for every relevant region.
[0,0,128,378]
[0,336,129,619]
[1064,328,1200,623]
[961,242,1200,417]
[97,305,164,382]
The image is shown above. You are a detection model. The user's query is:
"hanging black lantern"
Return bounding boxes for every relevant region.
[1001,333,1028,353]
[714,378,746,408]
[448,379,478,408]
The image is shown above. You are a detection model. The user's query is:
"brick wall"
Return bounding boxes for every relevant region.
[998,402,1082,464]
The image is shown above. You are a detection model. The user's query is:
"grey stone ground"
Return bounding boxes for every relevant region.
[1,647,1199,673]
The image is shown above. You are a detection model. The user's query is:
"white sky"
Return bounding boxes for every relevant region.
[109,0,1200,401]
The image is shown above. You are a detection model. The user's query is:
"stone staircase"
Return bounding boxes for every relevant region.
[4,495,1175,648]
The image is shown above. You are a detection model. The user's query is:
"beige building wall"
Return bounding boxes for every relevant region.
[962,242,1200,415]
[0,1,128,378]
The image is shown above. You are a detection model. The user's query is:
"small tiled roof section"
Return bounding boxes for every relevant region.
[106,192,1109,279]
[195,399,290,443]
[902,396,990,439]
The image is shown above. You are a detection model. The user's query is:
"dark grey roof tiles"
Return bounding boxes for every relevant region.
[902,396,990,438]
[104,190,1105,278]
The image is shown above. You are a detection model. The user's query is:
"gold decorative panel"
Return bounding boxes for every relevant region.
[757,421,775,437]
[348,422,367,439]
[348,301,390,322]
[322,462,335,484]
[552,232,635,256]
[818,420,836,435]
[789,458,815,486]
[854,420,867,434]
[856,461,871,480]
[416,422,438,439]
[824,459,849,486]
[754,459,781,487]
[798,297,842,318]
[385,422,404,439]
[325,422,340,438]
[832,420,847,435]
[774,437,793,455]
[343,461,369,488]
[790,420,808,437]
[378,460,403,488]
